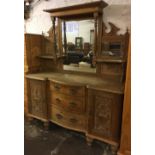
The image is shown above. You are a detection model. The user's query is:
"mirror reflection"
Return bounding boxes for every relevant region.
[62,20,96,73]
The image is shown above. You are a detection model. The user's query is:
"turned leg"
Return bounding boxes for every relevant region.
[44,121,49,130]
[86,136,93,146]
[110,145,119,155]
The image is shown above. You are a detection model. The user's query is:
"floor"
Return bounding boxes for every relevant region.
[24,118,113,155]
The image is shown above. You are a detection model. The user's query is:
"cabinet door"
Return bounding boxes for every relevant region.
[28,79,47,120]
[87,89,123,142]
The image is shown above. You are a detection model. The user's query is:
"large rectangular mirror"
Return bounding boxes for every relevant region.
[62,20,96,73]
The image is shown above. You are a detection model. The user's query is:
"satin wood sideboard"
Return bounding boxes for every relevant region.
[24,1,129,155]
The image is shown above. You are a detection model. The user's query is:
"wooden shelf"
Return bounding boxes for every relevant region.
[57,55,66,59]
[96,58,126,63]
[37,55,55,59]
[37,55,66,60]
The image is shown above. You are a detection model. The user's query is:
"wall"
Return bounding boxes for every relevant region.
[103,4,131,34]
[78,20,94,43]
[24,0,131,35]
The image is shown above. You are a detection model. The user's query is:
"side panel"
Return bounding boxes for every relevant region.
[87,89,123,143]
[27,79,48,120]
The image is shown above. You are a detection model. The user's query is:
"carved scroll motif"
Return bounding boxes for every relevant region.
[102,22,129,36]
[94,96,112,137]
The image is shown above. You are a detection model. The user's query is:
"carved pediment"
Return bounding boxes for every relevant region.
[102,22,129,36]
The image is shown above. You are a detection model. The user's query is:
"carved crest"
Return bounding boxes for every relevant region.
[43,26,58,43]
[102,22,129,36]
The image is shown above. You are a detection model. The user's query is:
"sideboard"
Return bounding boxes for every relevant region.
[24,1,129,155]
[26,72,124,154]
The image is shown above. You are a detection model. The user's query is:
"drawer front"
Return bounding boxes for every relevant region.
[52,92,85,113]
[51,106,86,131]
[50,81,85,97]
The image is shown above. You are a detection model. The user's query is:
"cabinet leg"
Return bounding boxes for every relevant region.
[86,136,93,146]
[110,145,119,155]
[44,122,49,130]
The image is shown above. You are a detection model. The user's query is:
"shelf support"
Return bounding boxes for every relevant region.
[51,16,57,60]
[63,21,67,55]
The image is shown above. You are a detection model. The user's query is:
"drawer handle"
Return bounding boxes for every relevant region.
[69,118,78,123]
[56,98,61,104]
[56,113,63,120]
[69,102,77,107]
[70,89,77,95]
[54,85,61,90]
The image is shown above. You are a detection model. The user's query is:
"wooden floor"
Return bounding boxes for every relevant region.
[24,118,112,155]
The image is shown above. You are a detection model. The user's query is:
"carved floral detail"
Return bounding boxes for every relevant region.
[30,81,46,117]
[94,96,112,137]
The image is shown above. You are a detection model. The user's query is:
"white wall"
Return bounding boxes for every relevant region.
[25,0,131,35]
[103,4,131,34]
[78,20,94,43]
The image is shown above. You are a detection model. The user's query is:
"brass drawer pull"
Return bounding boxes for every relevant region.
[55,98,61,104]
[69,102,77,107]
[54,85,61,90]
[56,113,63,120]
[69,118,78,123]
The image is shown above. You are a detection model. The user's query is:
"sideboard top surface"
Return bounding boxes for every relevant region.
[26,72,124,94]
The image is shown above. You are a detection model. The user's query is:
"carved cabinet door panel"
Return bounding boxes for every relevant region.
[87,89,123,142]
[28,79,47,119]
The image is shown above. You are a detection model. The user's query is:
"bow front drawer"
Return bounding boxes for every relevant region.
[50,80,85,97]
[51,106,86,131]
[52,92,85,113]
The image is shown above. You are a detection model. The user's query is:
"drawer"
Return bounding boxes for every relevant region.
[52,92,85,113]
[50,81,85,97]
[51,106,86,131]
